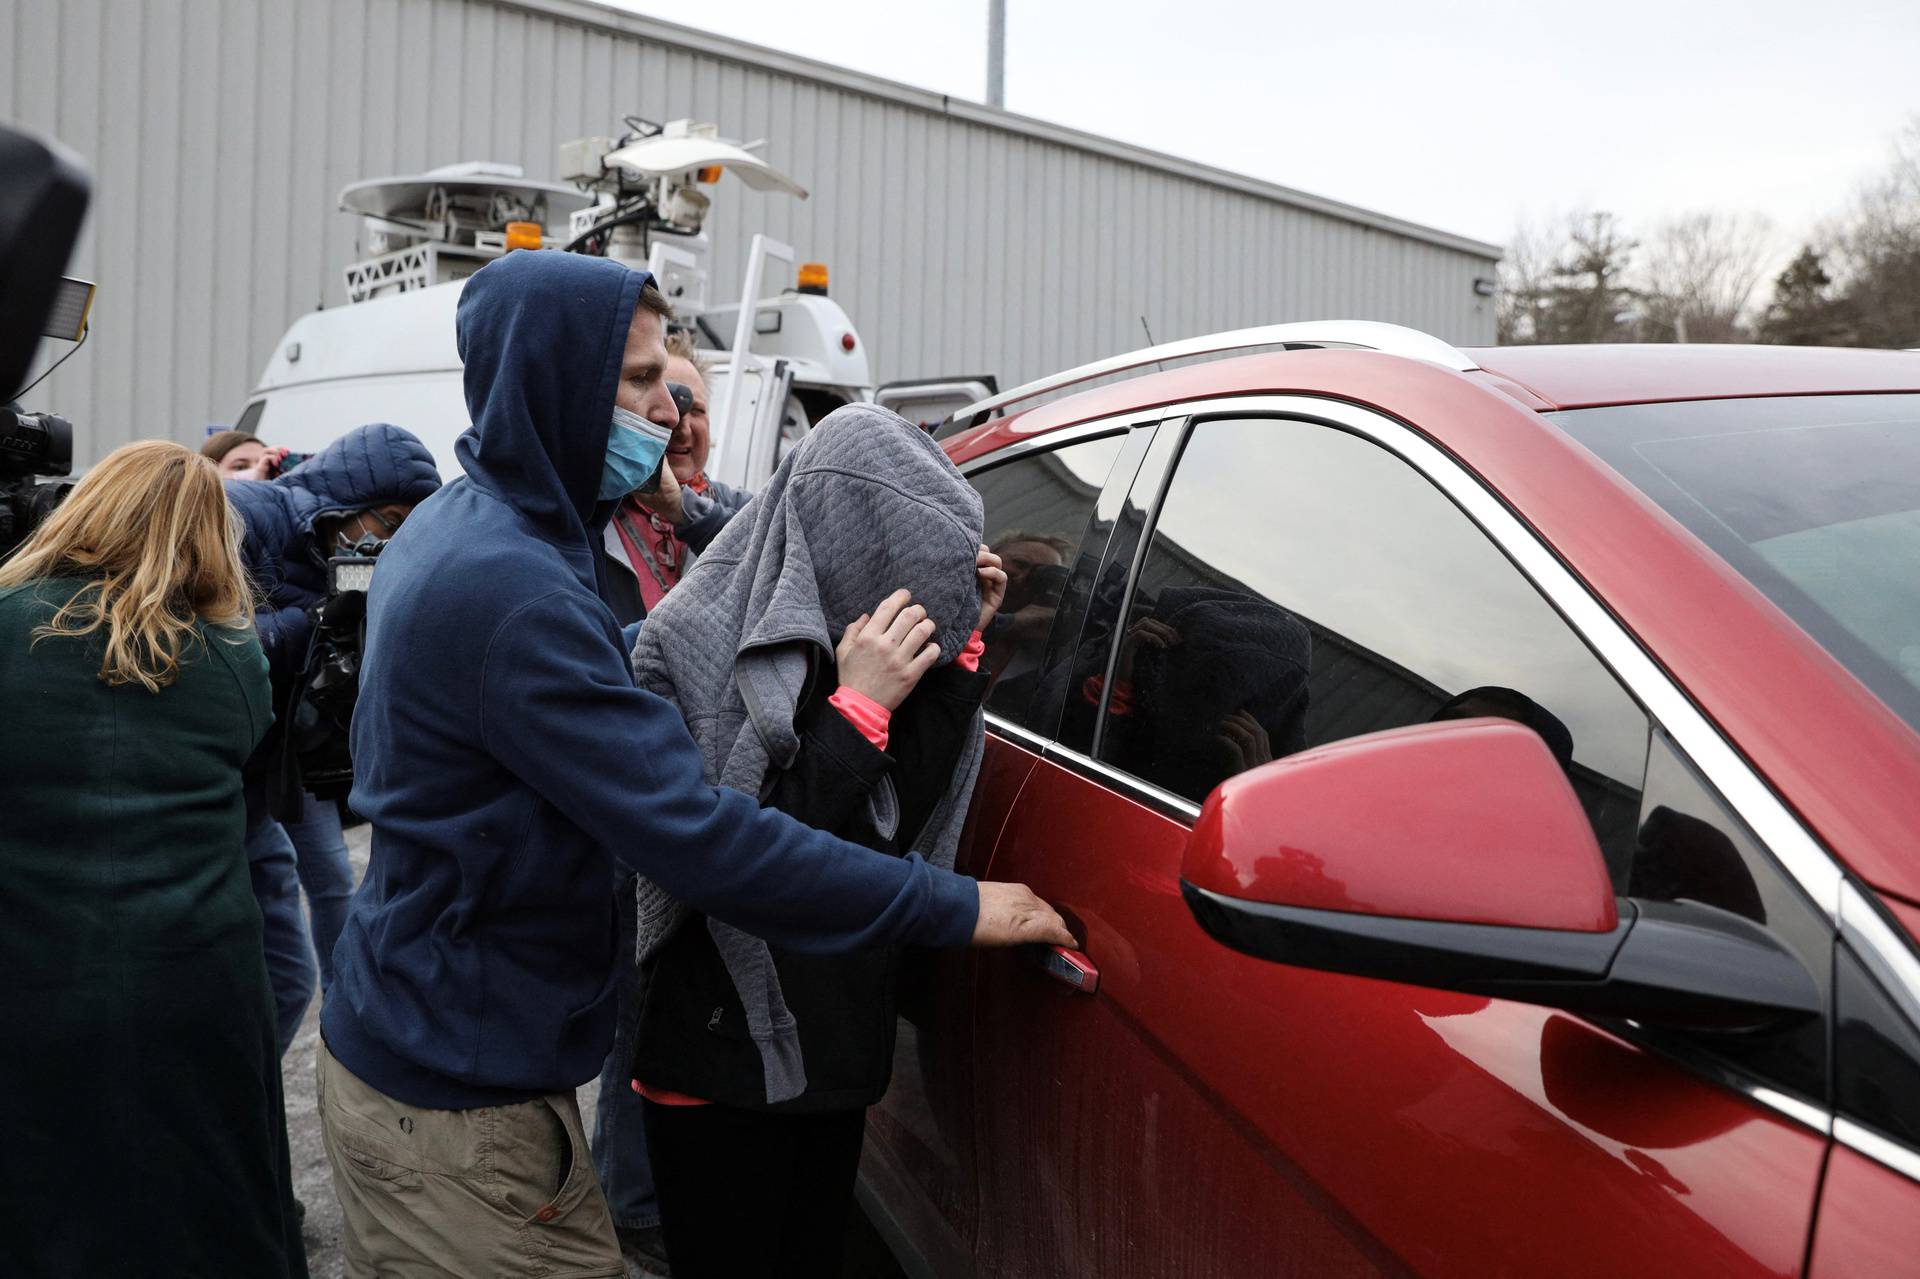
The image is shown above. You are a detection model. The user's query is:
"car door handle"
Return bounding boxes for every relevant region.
[1029,945,1100,995]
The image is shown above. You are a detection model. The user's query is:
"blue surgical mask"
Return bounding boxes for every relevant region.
[599,405,674,501]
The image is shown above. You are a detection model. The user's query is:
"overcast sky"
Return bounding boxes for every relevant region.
[615,0,1920,251]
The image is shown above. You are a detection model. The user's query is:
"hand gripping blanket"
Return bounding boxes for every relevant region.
[628,404,986,1103]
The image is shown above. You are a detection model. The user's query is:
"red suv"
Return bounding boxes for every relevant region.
[856,325,1920,1277]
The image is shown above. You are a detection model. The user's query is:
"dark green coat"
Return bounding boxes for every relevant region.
[0,578,307,1277]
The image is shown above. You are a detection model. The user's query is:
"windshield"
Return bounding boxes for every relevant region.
[1554,394,1920,734]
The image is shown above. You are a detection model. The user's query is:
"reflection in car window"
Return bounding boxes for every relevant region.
[970,435,1128,733]
[1631,732,1830,1103]
[1101,417,1649,867]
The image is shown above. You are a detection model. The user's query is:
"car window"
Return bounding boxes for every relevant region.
[1631,732,1831,1102]
[1098,416,1650,869]
[1836,941,1920,1152]
[970,434,1130,735]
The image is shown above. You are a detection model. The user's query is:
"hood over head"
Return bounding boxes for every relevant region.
[453,250,654,544]
[279,422,441,526]
[739,403,985,663]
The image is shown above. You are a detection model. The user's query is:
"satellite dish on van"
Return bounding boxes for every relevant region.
[340,167,594,234]
[603,133,808,198]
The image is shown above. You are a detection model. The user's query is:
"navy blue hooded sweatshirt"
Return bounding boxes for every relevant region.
[322,251,979,1109]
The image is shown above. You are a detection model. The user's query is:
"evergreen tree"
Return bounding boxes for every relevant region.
[1536,213,1638,343]
[1757,247,1855,345]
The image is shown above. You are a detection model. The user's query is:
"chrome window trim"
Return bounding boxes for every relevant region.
[1836,1117,1920,1188]
[1044,739,1204,821]
[982,710,1050,756]
[1622,1024,1833,1136]
[984,712,1204,819]
[955,412,1162,477]
[947,321,1479,427]
[1839,881,1920,1047]
[1746,1086,1834,1138]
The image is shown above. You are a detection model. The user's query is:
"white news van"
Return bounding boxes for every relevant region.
[236,121,992,490]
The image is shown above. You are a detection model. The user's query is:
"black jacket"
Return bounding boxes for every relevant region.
[632,650,989,1111]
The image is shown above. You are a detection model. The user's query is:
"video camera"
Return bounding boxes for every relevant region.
[285,534,386,802]
[0,404,75,554]
[1,125,93,559]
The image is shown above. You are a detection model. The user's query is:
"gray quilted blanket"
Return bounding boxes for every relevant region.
[628,403,985,1103]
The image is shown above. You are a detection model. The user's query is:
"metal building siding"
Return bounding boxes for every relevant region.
[4,0,1498,466]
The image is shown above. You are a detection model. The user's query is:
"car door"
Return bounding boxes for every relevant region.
[862,424,1140,1275]
[970,406,1836,1277]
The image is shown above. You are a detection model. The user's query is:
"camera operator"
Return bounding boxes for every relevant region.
[227,421,440,1049]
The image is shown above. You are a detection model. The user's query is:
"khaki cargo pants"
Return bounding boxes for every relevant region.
[317,1043,624,1278]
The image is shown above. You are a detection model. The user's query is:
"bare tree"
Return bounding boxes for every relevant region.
[1498,210,1637,344]
[1536,211,1638,344]
[1636,212,1776,342]
[1831,116,1920,346]
[1496,214,1561,344]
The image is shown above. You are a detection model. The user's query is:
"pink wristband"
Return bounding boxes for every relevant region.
[955,630,986,673]
[830,685,893,750]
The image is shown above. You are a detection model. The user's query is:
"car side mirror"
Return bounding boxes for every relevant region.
[1179,719,1820,1033]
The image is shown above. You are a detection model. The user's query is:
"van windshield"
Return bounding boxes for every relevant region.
[1553,394,1920,735]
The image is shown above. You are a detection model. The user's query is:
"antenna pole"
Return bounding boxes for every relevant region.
[986,0,1006,108]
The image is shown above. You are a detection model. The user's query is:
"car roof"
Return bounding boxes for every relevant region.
[1462,342,1920,410]
[948,344,1920,464]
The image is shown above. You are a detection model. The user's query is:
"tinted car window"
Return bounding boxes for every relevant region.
[1100,417,1649,866]
[1629,732,1831,1102]
[1836,943,1920,1151]
[970,434,1128,733]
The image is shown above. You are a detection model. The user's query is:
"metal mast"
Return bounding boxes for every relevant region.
[986,0,1006,108]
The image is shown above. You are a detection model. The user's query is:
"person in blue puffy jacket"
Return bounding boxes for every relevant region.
[225,423,440,1051]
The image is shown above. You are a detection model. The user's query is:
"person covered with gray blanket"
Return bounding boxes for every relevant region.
[625,403,1011,1276]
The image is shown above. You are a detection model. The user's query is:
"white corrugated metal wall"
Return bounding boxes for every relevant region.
[4,0,1499,464]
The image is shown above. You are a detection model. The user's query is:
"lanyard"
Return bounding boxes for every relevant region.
[615,506,679,595]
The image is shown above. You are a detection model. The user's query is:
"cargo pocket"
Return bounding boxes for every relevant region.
[320,1096,426,1191]
[336,1139,423,1188]
[507,1095,622,1275]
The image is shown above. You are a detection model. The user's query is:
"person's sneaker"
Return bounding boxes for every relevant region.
[615,1224,673,1278]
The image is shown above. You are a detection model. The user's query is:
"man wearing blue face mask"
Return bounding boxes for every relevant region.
[316,250,1074,1272]
[603,402,675,502]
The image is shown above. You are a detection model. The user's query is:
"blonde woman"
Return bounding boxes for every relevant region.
[0,441,307,1277]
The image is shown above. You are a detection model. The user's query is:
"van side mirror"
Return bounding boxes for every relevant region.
[1178,720,1820,1033]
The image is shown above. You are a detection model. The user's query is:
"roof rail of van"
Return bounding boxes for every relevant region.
[942,321,1478,433]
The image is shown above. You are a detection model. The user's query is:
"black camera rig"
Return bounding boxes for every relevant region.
[1,125,93,559]
[0,405,75,557]
[285,535,386,801]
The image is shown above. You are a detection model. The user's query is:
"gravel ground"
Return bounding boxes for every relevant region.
[284,823,900,1278]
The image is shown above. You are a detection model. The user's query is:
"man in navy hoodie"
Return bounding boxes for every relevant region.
[316,249,1072,1273]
